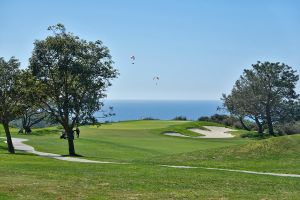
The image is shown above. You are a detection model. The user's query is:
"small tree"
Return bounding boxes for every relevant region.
[29,24,118,156]
[0,57,24,153]
[20,107,48,134]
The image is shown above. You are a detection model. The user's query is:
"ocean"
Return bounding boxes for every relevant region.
[96,100,224,122]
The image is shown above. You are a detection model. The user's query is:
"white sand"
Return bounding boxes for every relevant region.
[188,126,235,138]
[163,126,236,139]
[163,132,190,137]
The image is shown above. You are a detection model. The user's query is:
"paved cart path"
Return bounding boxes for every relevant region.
[0,137,124,164]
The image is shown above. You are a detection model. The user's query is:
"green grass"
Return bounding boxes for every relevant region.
[151,134,300,174]
[0,120,300,199]
[13,121,246,163]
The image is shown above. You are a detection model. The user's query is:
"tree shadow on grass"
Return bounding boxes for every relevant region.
[14,152,36,157]
[61,154,84,157]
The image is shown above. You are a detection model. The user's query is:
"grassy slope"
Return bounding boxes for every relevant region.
[0,120,299,199]
[151,134,300,174]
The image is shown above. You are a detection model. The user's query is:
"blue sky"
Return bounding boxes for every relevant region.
[1,0,300,100]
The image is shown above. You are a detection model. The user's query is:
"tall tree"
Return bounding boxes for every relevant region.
[223,61,299,136]
[245,62,299,135]
[29,24,118,156]
[0,57,23,153]
[222,76,266,134]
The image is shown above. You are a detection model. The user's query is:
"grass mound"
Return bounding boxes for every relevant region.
[153,134,300,174]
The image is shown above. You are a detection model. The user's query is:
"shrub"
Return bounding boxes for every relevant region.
[276,122,300,135]
[173,116,187,121]
[142,117,157,120]
[198,116,210,121]
[198,114,256,131]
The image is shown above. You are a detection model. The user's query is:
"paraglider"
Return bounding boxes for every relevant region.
[153,76,159,85]
[130,55,135,64]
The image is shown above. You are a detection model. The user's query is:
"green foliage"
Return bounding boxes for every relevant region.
[276,121,300,135]
[198,114,256,130]
[29,24,118,127]
[222,61,300,136]
[0,57,27,153]
[0,57,23,123]
[28,24,119,155]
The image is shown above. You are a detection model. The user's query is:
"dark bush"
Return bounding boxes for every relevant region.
[198,116,210,121]
[198,114,256,131]
[173,116,187,120]
[276,122,300,135]
[142,117,157,120]
[210,114,228,122]
[232,121,244,129]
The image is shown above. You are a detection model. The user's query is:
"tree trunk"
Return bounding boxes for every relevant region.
[23,126,32,134]
[266,105,275,136]
[239,117,250,131]
[254,116,264,136]
[66,128,76,156]
[3,122,15,153]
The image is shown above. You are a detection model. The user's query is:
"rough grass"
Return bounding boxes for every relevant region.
[151,134,300,174]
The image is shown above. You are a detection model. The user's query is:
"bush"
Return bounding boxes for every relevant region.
[276,122,300,135]
[210,114,228,122]
[232,121,244,129]
[173,116,187,121]
[198,116,210,121]
[198,114,256,131]
[142,117,157,120]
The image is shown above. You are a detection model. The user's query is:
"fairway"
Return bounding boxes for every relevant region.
[1,120,300,199]
[14,121,246,163]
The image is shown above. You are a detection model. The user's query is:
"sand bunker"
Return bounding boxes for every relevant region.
[189,126,235,138]
[163,132,190,137]
[163,126,236,139]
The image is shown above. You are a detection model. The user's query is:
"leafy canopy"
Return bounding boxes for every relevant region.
[29,24,119,128]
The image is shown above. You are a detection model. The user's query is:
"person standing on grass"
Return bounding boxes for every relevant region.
[75,127,80,138]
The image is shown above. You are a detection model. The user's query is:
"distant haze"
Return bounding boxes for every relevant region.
[97,100,225,121]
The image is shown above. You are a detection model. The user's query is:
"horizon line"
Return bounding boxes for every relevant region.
[104,99,222,101]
